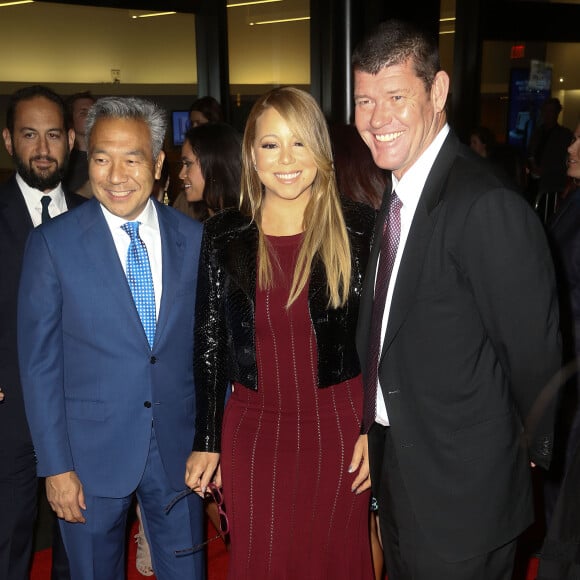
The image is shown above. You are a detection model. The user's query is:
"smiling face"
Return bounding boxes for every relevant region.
[354,59,449,180]
[567,122,580,182]
[179,139,205,202]
[2,96,74,192]
[88,117,164,220]
[251,107,317,207]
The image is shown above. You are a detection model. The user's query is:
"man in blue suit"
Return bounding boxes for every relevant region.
[18,96,204,580]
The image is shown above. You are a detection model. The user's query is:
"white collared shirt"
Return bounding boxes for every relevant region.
[17,173,68,228]
[374,124,450,425]
[100,199,163,319]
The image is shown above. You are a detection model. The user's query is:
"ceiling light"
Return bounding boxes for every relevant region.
[228,0,282,7]
[249,16,310,25]
[131,11,176,19]
[0,0,34,6]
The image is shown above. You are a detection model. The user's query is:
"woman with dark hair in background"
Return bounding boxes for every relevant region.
[188,95,224,127]
[179,121,241,221]
[329,122,388,211]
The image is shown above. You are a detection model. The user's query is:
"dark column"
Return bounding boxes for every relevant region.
[450,0,484,144]
[194,0,230,121]
[310,0,441,125]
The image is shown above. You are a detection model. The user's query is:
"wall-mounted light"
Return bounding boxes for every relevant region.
[249,16,310,25]
[560,77,564,83]
[228,0,282,7]
[0,0,34,6]
[131,11,176,19]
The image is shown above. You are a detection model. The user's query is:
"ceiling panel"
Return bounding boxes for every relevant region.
[35,0,201,13]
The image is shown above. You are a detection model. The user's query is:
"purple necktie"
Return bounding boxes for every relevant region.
[362,191,402,433]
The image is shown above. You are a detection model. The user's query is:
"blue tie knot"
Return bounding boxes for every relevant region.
[121,220,140,240]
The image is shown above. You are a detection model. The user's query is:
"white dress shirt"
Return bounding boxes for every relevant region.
[100,199,163,319]
[374,124,450,425]
[17,173,68,228]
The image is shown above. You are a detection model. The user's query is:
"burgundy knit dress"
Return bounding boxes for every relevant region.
[221,233,373,580]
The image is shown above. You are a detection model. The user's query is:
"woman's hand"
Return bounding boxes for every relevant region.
[349,434,371,494]
[185,451,221,497]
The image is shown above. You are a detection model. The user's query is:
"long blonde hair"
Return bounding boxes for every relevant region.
[240,86,351,308]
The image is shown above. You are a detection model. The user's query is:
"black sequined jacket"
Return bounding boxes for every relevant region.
[193,198,376,452]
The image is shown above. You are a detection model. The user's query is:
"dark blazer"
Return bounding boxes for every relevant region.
[0,174,85,467]
[193,199,376,453]
[356,131,562,562]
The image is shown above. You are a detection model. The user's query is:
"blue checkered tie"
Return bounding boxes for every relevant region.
[121,221,156,348]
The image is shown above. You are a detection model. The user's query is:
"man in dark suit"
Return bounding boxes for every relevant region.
[18,96,205,580]
[353,20,562,579]
[0,84,85,580]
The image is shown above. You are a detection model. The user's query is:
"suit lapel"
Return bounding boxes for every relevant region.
[381,133,458,357]
[357,186,391,368]
[79,199,147,343]
[155,203,185,344]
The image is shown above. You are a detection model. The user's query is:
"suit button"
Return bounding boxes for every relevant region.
[150,356,157,364]
[144,401,152,408]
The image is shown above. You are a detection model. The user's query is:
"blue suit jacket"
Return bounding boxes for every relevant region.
[18,197,202,498]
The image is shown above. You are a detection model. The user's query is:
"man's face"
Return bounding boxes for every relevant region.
[2,96,74,192]
[88,116,164,221]
[72,97,95,137]
[354,59,449,180]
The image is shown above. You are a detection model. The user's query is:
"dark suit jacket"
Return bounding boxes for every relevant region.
[0,174,85,469]
[356,131,562,562]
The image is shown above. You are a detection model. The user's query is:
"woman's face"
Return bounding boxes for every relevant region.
[251,107,317,206]
[567,123,580,181]
[179,140,205,202]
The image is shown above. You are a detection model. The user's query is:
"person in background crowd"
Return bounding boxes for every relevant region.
[354,19,561,580]
[527,97,573,205]
[470,125,526,192]
[330,122,387,210]
[537,122,580,580]
[18,96,205,580]
[188,95,224,127]
[172,96,226,221]
[0,84,85,580]
[179,121,241,220]
[64,91,96,198]
[187,86,375,579]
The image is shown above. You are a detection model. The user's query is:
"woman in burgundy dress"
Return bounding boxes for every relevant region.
[187,87,375,579]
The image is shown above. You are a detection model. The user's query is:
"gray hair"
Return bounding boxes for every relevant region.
[85,96,167,160]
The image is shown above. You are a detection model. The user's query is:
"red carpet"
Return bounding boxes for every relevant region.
[30,522,539,580]
[30,517,229,580]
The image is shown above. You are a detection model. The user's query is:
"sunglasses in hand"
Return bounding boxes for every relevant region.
[165,483,229,556]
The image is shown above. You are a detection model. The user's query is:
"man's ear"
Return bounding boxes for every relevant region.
[431,70,450,114]
[2,128,13,157]
[68,128,75,153]
[154,150,166,180]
